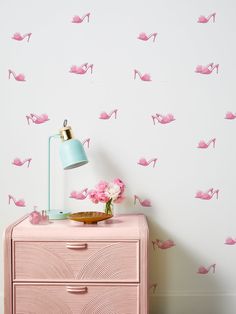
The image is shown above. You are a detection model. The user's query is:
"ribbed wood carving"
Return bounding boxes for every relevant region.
[14,241,139,282]
[14,285,138,314]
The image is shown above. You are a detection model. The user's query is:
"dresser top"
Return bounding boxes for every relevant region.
[11,214,148,241]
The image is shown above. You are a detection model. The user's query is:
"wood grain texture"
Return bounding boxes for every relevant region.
[14,241,139,282]
[13,284,139,314]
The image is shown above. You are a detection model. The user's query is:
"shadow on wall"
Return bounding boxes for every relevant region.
[147,218,224,314]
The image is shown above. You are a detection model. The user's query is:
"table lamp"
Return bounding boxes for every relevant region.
[47,119,88,219]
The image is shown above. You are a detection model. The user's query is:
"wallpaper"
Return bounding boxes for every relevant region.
[1,0,236,313]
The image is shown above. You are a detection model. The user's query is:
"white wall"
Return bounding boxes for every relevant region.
[1,0,236,313]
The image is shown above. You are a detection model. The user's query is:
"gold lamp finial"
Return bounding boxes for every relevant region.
[59,119,74,141]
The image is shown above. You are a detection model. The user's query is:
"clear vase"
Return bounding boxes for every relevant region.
[105,199,113,215]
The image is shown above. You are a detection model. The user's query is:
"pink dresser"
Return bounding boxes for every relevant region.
[4,214,149,314]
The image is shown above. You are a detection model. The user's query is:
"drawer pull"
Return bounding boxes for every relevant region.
[66,243,87,249]
[66,286,88,294]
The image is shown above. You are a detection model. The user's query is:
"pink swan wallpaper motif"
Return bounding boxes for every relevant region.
[225,112,236,120]
[69,188,88,200]
[12,158,32,167]
[197,138,216,149]
[134,195,152,207]
[72,13,90,23]
[26,113,50,125]
[195,63,219,75]
[152,239,175,250]
[137,32,157,42]
[69,63,93,75]
[134,69,151,81]
[197,264,216,274]
[152,113,175,125]
[137,158,157,168]
[99,109,118,120]
[197,13,216,23]
[195,188,219,200]
[12,32,32,42]
[8,195,26,207]
[8,69,25,81]
[224,237,236,245]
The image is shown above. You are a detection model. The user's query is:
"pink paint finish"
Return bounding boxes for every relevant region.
[197,13,216,23]
[12,158,32,167]
[99,109,118,120]
[195,188,219,200]
[72,13,90,23]
[225,237,236,245]
[225,112,236,120]
[8,195,25,207]
[69,63,93,75]
[12,32,32,42]
[134,195,151,207]
[137,158,157,168]
[152,113,175,125]
[69,188,88,200]
[8,69,25,81]
[152,239,175,250]
[138,32,157,42]
[195,63,219,75]
[197,138,216,149]
[82,138,90,148]
[26,113,49,125]
[197,264,216,274]
[134,69,151,81]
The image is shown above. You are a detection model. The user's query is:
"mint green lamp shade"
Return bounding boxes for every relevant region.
[59,139,88,170]
[47,120,88,220]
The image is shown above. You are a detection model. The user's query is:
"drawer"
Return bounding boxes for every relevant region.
[13,283,139,314]
[13,241,139,282]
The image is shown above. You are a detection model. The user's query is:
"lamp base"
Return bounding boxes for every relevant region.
[47,210,71,220]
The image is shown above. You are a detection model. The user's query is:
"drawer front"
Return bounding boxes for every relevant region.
[13,284,139,314]
[14,241,139,282]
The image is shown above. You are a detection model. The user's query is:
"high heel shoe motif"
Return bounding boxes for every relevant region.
[69,63,93,75]
[8,69,25,81]
[26,113,49,125]
[134,69,151,81]
[70,188,88,200]
[82,138,90,148]
[152,239,175,250]
[152,113,175,125]
[197,13,216,23]
[225,237,236,245]
[197,138,216,149]
[197,264,216,274]
[12,158,32,167]
[225,112,236,120]
[195,188,219,200]
[72,13,90,23]
[12,32,32,42]
[149,283,158,294]
[99,109,118,120]
[134,195,152,207]
[195,63,219,75]
[8,194,26,207]
[137,158,157,168]
[137,32,157,42]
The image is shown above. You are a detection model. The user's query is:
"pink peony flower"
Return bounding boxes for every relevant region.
[97,192,110,203]
[88,189,99,204]
[96,180,109,192]
[113,178,125,194]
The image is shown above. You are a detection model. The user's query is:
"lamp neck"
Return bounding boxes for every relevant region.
[48,134,60,211]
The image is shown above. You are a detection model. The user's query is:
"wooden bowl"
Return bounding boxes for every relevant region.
[68,211,113,224]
